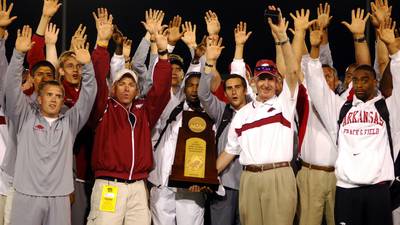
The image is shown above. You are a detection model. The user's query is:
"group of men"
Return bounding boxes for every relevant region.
[0,0,398,225]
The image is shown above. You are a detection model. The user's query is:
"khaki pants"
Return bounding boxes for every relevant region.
[296,167,336,225]
[3,187,13,225]
[239,167,297,225]
[86,179,151,225]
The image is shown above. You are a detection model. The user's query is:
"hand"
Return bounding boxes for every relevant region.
[70,24,87,51]
[45,23,59,45]
[167,15,184,45]
[317,3,333,29]
[268,14,289,41]
[181,21,197,49]
[205,10,220,36]
[141,9,165,36]
[188,185,213,193]
[370,0,391,28]
[93,8,113,42]
[112,26,124,46]
[290,8,316,32]
[42,0,61,18]
[21,75,33,92]
[155,26,168,52]
[234,21,252,46]
[15,25,35,53]
[73,41,90,65]
[310,22,323,47]
[0,0,16,28]
[377,18,396,46]
[206,36,225,63]
[194,35,207,59]
[123,37,132,59]
[341,8,370,36]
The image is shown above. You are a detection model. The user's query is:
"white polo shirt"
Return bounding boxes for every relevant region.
[225,80,298,165]
[297,81,337,167]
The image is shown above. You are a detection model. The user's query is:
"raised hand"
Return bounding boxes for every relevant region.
[234,21,252,46]
[341,8,370,36]
[42,0,61,18]
[206,36,225,63]
[123,37,132,59]
[205,10,220,36]
[0,0,16,28]
[370,0,391,28]
[45,23,59,45]
[310,23,324,47]
[112,26,124,46]
[167,15,184,45]
[141,9,165,36]
[93,8,113,42]
[194,35,207,59]
[16,25,35,53]
[181,21,197,49]
[70,24,87,51]
[268,13,289,41]
[290,8,316,32]
[377,18,396,46]
[155,27,168,52]
[73,40,90,65]
[317,3,333,29]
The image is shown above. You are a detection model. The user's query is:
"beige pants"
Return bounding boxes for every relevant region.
[239,166,297,225]
[296,166,336,225]
[0,194,6,225]
[3,187,13,225]
[86,179,151,225]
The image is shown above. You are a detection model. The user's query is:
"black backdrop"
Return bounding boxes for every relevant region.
[5,0,400,79]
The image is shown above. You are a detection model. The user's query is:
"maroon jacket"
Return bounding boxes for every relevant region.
[90,48,172,180]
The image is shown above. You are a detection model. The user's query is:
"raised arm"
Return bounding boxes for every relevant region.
[5,26,35,129]
[317,3,334,67]
[67,40,97,133]
[305,25,345,137]
[144,26,172,129]
[377,19,400,137]
[88,8,112,128]
[27,0,60,69]
[269,11,298,96]
[341,8,371,65]
[198,36,226,122]
[44,23,59,68]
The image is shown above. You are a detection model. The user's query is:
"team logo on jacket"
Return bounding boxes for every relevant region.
[34,124,45,131]
[135,104,143,109]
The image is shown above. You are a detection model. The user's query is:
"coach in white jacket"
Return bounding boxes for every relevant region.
[305,21,400,225]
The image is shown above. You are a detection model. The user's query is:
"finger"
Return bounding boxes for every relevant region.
[301,8,305,17]
[341,21,351,30]
[85,42,89,50]
[317,3,322,16]
[92,12,98,21]
[351,9,355,21]
[6,3,13,15]
[364,13,370,22]
[246,31,253,40]
[392,21,397,31]
[289,13,296,21]
[296,10,300,18]
[80,26,87,37]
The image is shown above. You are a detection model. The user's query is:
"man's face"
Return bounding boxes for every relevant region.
[344,65,356,88]
[184,76,200,103]
[59,57,82,86]
[32,66,54,91]
[323,67,338,91]
[38,85,64,118]
[113,76,138,108]
[255,74,277,102]
[224,78,247,109]
[171,64,184,87]
[352,70,377,102]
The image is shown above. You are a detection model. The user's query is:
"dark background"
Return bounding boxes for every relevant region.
[5,0,400,79]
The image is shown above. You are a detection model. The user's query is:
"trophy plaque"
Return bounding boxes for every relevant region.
[168,110,219,190]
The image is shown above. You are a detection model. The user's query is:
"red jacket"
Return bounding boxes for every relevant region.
[90,47,172,181]
[27,34,45,70]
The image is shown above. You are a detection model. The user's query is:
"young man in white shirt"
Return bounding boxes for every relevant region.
[305,17,400,225]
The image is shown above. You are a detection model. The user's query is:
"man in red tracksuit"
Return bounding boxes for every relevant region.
[86,27,172,225]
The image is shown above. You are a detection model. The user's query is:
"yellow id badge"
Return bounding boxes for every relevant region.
[99,185,118,212]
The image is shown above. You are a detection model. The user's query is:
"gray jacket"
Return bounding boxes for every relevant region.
[4,49,97,196]
[198,71,243,190]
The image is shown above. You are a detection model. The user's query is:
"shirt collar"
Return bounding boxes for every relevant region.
[252,95,277,108]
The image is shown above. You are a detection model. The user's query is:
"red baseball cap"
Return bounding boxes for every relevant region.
[254,59,278,78]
